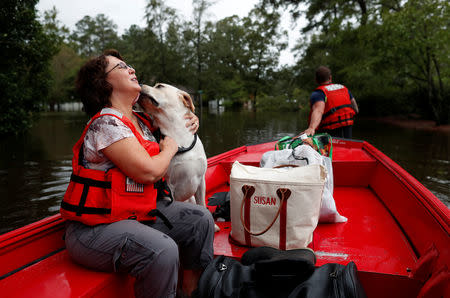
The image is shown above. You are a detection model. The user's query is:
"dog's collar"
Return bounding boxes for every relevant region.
[176,134,198,154]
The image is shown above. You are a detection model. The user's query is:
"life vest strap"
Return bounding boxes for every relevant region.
[60,201,111,215]
[148,209,173,229]
[320,116,354,129]
[154,179,174,202]
[70,173,112,189]
[322,104,353,120]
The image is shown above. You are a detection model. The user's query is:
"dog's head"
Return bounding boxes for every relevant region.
[138,83,195,114]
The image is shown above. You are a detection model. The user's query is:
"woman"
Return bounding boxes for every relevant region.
[60,49,214,298]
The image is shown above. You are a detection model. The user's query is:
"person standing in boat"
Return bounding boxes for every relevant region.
[300,66,359,139]
[60,49,214,298]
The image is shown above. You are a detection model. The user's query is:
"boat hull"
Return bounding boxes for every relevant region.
[0,139,448,297]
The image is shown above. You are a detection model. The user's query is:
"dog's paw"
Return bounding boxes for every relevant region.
[214,224,220,233]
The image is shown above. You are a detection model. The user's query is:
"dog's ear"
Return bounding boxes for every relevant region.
[180,91,195,113]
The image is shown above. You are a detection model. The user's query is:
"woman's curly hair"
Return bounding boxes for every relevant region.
[75,49,124,117]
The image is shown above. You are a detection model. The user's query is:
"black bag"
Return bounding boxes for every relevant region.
[241,246,316,294]
[288,262,367,298]
[193,255,260,298]
[207,192,231,221]
[194,247,316,298]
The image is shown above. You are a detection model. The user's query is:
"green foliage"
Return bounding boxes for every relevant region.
[69,14,120,57]
[202,16,248,101]
[292,87,310,110]
[0,0,58,135]
[379,0,449,124]
[3,0,447,136]
[272,0,449,124]
[240,6,288,110]
[42,6,69,44]
[257,93,300,111]
[48,45,84,110]
[41,7,82,111]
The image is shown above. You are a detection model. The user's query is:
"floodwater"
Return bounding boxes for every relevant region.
[0,110,448,234]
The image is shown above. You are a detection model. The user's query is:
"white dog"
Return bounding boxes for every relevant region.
[138,83,208,208]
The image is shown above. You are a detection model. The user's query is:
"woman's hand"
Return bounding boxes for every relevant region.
[184,112,199,134]
[102,136,178,184]
[159,135,178,156]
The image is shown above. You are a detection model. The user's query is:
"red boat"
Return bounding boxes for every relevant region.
[0,139,449,297]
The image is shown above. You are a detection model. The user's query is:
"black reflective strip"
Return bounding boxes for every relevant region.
[60,201,111,215]
[65,174,111,216]
[77,184,90,216]
[71,173,111,189]
[154,179,174,203]
[321,116,354,129]
[322,104,353,120]
[148,209,173,229]
[0,247,65,281]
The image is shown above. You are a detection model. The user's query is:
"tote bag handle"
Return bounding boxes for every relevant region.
[240,185,291,236]
[273,164,300,169]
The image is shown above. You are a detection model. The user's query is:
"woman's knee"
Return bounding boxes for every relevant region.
[133,234,179,298]
[124,232,180,276]
[153,235,180,268]
[198,206,215,235]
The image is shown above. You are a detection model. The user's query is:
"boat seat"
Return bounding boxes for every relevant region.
[0,249,135,298]
[215,141,378,188]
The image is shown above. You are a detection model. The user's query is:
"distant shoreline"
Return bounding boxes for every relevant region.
[366,116,450,133]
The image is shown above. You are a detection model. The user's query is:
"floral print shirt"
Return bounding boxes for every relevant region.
[82,108,157,171]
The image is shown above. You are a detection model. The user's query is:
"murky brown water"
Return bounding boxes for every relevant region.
[0,110,448,234]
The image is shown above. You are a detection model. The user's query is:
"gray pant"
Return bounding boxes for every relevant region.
[64,200,215,298]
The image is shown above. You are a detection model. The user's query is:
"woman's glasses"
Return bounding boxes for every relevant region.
[105,62,134,75]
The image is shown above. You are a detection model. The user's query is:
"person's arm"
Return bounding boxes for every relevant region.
[350,97,359,114]
[302,101,325,136]
[102,135,178,184]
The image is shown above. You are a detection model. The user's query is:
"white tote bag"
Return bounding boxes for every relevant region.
[230,161,326,250]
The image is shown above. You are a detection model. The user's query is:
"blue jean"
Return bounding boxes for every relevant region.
[64,200,214,298]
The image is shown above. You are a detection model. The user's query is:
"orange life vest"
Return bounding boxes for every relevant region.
[60,109,166,226]
[314,84,356,131]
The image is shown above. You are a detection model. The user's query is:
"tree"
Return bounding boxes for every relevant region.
[380,0,449,124]
[241,6,287,110]
[191,0,215,92]
[163,21,196,86]
[48,45,84,111]
[144,0,178,81]
[0,0,58,135]
[70,14,119,57]
[261,0,403,30]
[118,25,152,83]
[202,16,247,102]
[41,6,70,45]
[263,0,449,122]
[41,7,81,111]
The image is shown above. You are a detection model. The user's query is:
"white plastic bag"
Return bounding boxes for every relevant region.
[260,145,347,223]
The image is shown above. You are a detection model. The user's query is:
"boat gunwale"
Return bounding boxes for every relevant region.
[0,214,64,251]
[361,141,450,235]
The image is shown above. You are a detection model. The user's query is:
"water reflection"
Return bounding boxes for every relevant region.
[0,112,87,234]
[0,110,448,235]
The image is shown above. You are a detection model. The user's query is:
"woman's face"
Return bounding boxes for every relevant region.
[105,55,141,96]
